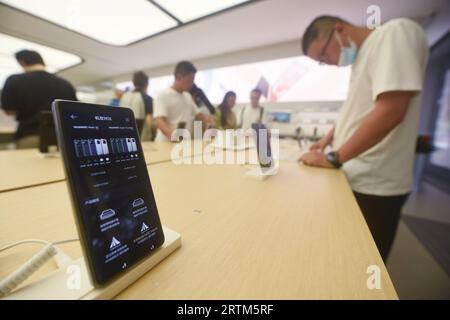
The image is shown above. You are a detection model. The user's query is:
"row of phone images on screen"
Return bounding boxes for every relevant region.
[73,138,138,158]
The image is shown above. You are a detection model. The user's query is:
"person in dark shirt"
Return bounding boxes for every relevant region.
[1,49,77,149]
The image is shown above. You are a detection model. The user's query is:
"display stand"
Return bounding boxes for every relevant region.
[245,166,278,180]
[2,226,181,300]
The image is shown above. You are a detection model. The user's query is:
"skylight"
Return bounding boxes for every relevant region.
[1,0,178,46]
[2,0,251,46]
[153,0,249,23]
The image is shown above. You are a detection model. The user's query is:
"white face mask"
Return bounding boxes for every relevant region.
[335,33,357,66]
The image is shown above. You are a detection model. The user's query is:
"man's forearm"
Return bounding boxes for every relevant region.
[337,108,403,163]
[155,118,174,140]
[325,126,335,145]
[337,91,414,163]
[161,126,174,140]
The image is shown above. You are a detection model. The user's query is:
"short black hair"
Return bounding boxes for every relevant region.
[301,15,349,55]
[133,71,148,90]
[174,61,197,76]
[251,88,262,95]
[15,49,45,66]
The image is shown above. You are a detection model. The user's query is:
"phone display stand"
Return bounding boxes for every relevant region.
[213,131,255,151]
[245,166,278,180]
[2,226,181,300]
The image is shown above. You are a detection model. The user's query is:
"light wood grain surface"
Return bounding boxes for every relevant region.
[0,141,200,193]
[0,157,398,299]
[0,149,65,192]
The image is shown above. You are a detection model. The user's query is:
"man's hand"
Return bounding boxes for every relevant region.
[309,137,328,152]
[309,126,335,152]
[195,113,212,131]
[154,116,174,141]
[299,151,334,169]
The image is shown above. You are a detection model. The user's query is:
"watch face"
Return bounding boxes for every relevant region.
[327,152,341,168]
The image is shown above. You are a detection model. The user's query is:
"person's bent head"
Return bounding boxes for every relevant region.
[250,88,262,108]
[174,61,197,92]
[302,15,359,66]
[15,49,45,70]
[133,71,149,92]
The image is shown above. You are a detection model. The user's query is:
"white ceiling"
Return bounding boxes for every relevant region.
[0,0,446,88]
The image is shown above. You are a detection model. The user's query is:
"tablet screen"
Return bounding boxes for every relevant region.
[52,100,164,286]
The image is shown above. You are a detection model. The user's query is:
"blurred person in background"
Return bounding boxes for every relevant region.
[238,88,264,130]
[214,91,237,130]
[1,49,77,149]
[119,71,154,141]
[110,88,124,107]
[153,61,211,142]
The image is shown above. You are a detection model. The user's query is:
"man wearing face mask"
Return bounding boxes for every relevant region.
[299,16,429,261]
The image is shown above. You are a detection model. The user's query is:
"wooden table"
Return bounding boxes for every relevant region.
[0,158,398,299]
[0,141,201,193]
[0,149,65,192]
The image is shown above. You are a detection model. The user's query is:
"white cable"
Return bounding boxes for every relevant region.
[0,244,57,297]
[0,238,79,297]
[0,239,50,253]
[53,238,79,245]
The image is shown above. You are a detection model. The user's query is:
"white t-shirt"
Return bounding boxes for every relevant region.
[239,105,264,130]
[153,87,200,142]
[119,91,145,119]
[333,18,429,196]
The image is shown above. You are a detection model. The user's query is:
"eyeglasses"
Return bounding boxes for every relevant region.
[317,29,335,65]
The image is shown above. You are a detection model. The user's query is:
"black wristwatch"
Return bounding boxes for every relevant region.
[326,151,342,168]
